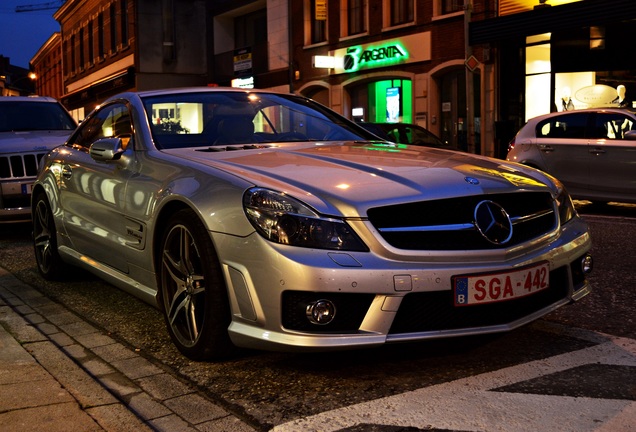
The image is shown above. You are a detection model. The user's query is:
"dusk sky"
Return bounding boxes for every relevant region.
[0,0,60,69]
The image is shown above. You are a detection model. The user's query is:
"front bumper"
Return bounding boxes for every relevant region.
[214,217,592,352]
[0,178,36,223]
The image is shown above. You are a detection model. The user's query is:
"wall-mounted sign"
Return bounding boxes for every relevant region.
[231,76,254,89]
[233,48,252,76]
[574,84,616,107]
[315,0,327,20]
[342,44,407,73]
[329,33,431,75]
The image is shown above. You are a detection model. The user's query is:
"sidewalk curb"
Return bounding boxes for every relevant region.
[0,267,256,432]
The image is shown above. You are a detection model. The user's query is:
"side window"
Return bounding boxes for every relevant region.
[594,113,635,140]
[536,113,588,139]
[69,103,131,149]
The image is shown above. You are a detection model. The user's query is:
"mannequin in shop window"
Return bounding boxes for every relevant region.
[612,85,630,108]
[561,87,575,111]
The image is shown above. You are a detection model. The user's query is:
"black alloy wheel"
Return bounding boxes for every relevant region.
[158,209,235,360]
[32,192,66,280]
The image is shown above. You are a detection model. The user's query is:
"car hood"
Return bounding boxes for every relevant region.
[0,130,71,154]
[164,142,556,216]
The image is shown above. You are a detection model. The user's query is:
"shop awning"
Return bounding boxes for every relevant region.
[470,0,636,45]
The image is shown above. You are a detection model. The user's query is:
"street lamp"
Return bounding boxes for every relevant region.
[1,72,37,96]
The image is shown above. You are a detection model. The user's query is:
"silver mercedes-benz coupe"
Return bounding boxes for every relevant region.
[32,87,593,360]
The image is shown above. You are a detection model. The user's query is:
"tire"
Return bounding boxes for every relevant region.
[32,192,67,280]
[157,209,235,360]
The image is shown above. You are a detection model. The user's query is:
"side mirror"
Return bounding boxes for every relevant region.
[89,137,127,161]
[624,130,636,141]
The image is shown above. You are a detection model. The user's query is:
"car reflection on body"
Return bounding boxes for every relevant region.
[32,87,593,360]
[0,96,76,222]
[507,108,636,204]
[359,121,457,150]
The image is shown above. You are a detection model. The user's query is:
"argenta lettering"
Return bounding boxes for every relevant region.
[343,44,407,71]
[359,46,405,62]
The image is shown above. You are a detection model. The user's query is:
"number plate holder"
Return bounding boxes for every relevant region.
[453,261,550,307]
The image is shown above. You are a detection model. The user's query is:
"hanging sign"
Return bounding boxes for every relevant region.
[315,0,327,20]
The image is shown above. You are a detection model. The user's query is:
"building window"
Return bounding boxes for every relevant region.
[70,34,76,72]
[390,0,414,26]
[110,3,117,52]
[441,0,463,15]
[79,27,85,68]
[347,0,366,36]
[120,0,129,46]
[98,13,104,58]
[525,34,551,121]
[310,0,327,44]
[88,21,94,65]
[234,9,267,49]
[590,26,605,50]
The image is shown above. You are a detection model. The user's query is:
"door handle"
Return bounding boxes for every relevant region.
[539,144,554,153]
[589,148,606,155]
[62,164,73,180]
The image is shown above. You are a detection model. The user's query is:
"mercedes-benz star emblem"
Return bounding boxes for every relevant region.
[464,176,480,185]
[474,200,513,245]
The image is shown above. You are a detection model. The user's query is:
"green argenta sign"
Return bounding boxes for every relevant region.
[342,44,408,72]
[330,33,431,75]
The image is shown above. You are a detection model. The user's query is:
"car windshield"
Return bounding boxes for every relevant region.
[142,91,377,149]
[361,123,456,149]
[0,101,76,132]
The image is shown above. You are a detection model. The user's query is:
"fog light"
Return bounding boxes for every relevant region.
[306,300,336,325]
[581,254,593,274]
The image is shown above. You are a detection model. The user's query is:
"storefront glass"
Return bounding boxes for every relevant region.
[350,79,412,123]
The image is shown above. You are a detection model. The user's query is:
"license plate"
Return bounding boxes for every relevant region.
[22,183,33,195]
[453,262,550,306]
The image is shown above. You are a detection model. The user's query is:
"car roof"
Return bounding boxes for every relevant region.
[0,96,59,103]
[110,86,283,100]
[527,107,636,123]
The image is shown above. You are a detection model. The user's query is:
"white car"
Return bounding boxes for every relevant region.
[507,108,636,204]
[32,87,592,360]
[0,96,76,222]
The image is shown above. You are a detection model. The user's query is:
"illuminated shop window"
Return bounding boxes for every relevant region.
[525,34,551,121]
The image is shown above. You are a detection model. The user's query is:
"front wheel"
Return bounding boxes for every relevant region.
[32,192,67,280]
[157,209,235,360]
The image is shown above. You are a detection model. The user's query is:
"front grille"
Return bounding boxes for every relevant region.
[282,291,375,333]
[367,192,556,250]
[0,153,46,179]
[1,195,31,209]
[389,266,569,334]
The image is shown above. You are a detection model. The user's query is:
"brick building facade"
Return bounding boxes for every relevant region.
[31,33,64,101]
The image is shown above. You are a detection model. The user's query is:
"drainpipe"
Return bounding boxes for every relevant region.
[464,0,475,154]
[288,0,294,93]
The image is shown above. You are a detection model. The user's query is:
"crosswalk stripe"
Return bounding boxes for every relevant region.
[272,324,636,432]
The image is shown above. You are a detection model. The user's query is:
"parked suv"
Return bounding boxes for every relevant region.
[0,96,76,222]
[507,108,636,204]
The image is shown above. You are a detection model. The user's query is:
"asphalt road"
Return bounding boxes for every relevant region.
[0,200,634,430]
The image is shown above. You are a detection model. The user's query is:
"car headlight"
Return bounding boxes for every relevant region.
[243,188,368,251]
[555,184,576,225]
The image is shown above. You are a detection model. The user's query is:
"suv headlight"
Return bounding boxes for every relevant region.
[243,188,368,251]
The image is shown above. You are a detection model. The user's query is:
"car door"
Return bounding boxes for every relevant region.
[533,112,590,196]
[587,112,636,202]
[58,102,135,273]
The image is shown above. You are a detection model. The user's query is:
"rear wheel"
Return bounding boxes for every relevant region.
[32,192,66,280]
[157,209,235,360]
